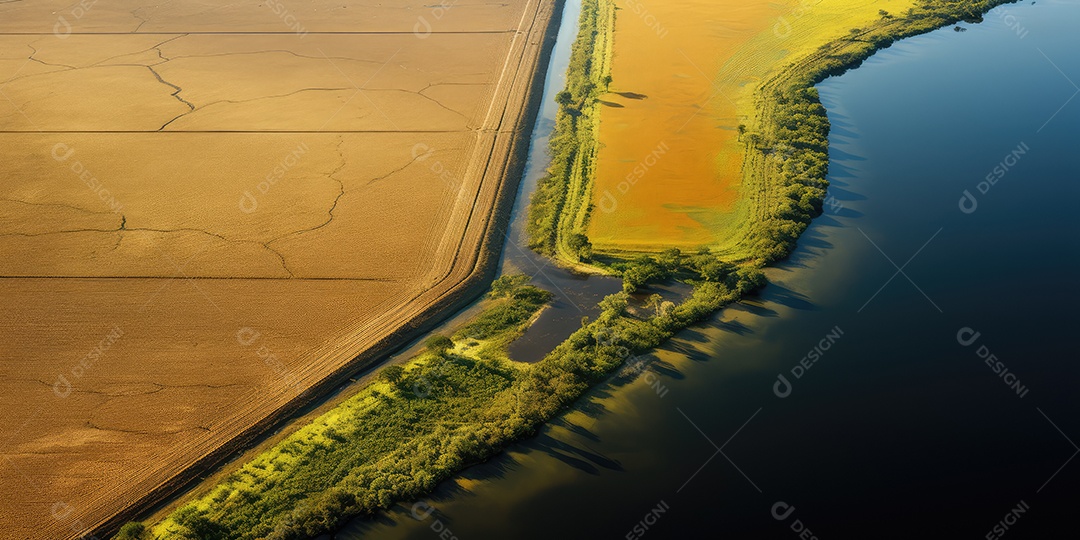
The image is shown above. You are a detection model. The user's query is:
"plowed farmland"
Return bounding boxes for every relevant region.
[0,1,558,538]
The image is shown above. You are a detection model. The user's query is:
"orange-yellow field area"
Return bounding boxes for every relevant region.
[590,0,917,251]
[0,1,556,538]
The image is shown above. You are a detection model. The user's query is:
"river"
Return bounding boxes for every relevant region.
[339,0,1079,537]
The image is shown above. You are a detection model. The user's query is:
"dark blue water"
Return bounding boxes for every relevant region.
[341,1,1080,538]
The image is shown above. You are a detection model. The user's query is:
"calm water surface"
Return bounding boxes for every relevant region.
[341,1,1079,537]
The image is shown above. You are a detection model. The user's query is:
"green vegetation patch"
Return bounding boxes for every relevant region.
[526,0,614,265]
[725,0,1017,263]
[137,263,763,539]
[125,2,1020,539]
[143,276,549,540]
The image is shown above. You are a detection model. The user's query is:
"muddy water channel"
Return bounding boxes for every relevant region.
[340,1,1080,537]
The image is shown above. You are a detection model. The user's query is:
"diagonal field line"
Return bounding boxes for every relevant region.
[1036,88,1078,134]
[721,406,763,450]
[0,86,45,132]
[0,56,32,93]
[160,251,225,315]
[719,450,763,493]
[138,243,216,313]
[857,227,943,313]
[1036,407,1080,493]
[677,407,763,493]
[677,447,720,493]
[1035,47,1079,133]
[1037,47,1080,90]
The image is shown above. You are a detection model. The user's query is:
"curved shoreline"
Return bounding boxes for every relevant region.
[91,1,567,538]
[728,0,1021,264]
[530,0,1020,267]
[125,1,1018,538]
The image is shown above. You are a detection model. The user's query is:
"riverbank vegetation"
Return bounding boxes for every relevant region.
[123,2,1018,538]
[532,0,1015,265]
[136,276,549,539]
[133,259,760,539]
[527,0,614,266]
[736,0,1016,264]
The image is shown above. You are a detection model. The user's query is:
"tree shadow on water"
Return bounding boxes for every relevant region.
[551,416,601,443]
[732,299,779,318]
[828,146,866,163]
[826,184,867,202]
[651,359,685,380]
[826,161,857,180]
[661,340,713,364]
[764,283,818,312]
[829,123,860,139]
[519,432,624,476]
[713,318,753,336]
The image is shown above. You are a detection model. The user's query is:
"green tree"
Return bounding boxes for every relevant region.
[697,259,736,282]
[173,506,226,540]
[381,365,405,386]
[598,292,629,318]
[115,522,147,540]
[567,233,593,261]
[424,335,454,355]
[657,248,683,272]
[490,274,530,298]
[647,293,664,316]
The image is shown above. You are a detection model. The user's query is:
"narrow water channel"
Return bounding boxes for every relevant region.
[339,0,1080,537]
[497,0,623,364]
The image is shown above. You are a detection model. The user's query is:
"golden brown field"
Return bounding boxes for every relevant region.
[589,0,917,253]
[0,1,557,538]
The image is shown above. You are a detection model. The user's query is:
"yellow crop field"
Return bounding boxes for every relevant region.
[589,0,919,252]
